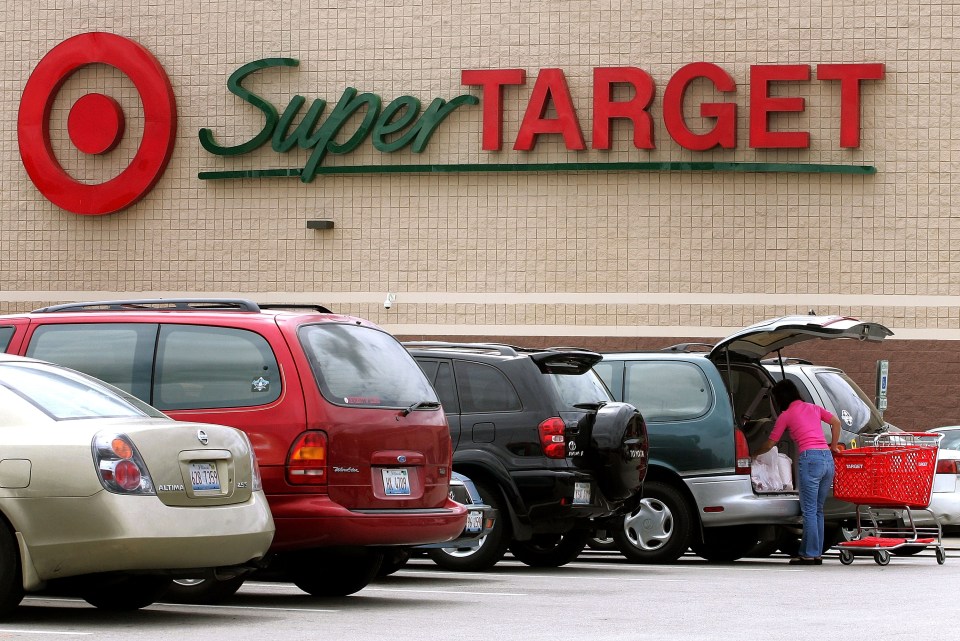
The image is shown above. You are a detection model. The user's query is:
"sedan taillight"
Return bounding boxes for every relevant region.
[286,431,328,485]
[538,417,567,459]
[92,433,155,495]
[937,459,959,475]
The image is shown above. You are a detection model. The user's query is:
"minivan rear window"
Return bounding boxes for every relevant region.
[299,324,438,409]
[0,326,13,351]
[622,361,712,422]
[155,325,281,410]
[25,323,156,400]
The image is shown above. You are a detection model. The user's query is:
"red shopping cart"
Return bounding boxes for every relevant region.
[832,432,945,566]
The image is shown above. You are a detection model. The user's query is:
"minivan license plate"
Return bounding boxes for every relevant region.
[573,482,590,505]
[382,468,411,495]
[189,462,221,492]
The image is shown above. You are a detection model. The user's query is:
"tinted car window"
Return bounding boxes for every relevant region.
[815,371,882,434]
[623,361,712,422]
[935,430,960,450]
[0,362,151,420]
[0,326,13,351]
[155,325,281,410]
[25,324,156,399]
[453,361,521,413]
[300,323,438,408]
[547,370,613,409]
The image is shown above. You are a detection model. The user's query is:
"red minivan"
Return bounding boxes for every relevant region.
[0,299,466,600]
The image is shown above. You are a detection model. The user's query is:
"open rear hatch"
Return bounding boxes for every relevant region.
[710,315,893,362]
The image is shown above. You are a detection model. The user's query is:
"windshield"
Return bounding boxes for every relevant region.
[934,430,960,451]
[547,369,614,410]
[299,323,439,408]
[0,362,159,420]
[815,371,884,434]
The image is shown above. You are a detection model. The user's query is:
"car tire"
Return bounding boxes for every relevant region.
[0,524,23,616]
[690,525,761,562]
[163,575,246,604]
[376,548,411,577]
[290,548,383,597]
[612,481,693,564]
[81,576,173,610]
[426,479,509,572]
[509,530,590,567]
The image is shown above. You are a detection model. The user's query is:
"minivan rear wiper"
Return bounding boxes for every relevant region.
[400,400,442,416]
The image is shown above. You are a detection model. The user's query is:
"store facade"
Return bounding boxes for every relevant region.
[1,1,958,429]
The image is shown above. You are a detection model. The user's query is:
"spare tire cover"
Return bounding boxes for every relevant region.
[571,402,649,502]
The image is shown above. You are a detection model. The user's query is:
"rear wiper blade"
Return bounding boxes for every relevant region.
[400,400,441,416]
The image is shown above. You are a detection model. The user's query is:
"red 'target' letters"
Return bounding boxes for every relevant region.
[592,67,656,150]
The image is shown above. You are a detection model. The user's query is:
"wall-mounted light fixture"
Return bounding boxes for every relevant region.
[306,220,335,230]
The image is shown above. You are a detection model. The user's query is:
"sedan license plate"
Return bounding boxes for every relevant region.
[382,468,411,495]
[189,462,221,492]
[466,509,483,533]
[573,482,591,505]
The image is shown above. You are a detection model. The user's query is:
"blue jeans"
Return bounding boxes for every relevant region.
[797,449,835,558]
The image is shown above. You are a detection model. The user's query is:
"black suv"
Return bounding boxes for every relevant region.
[405,342,648,570]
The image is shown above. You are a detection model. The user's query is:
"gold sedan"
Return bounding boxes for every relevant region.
[0,354,274,614]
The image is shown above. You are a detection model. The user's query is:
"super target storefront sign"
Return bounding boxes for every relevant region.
[18,32,885,216]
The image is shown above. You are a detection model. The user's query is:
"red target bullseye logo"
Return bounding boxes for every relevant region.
[18,33,177,216]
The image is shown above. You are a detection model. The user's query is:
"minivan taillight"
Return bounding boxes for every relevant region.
[735,429,751,475]
[539,417,567,459]
[286,431,328,485]
[937,458,959,475]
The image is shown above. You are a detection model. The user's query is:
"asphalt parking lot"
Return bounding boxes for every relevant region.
[4,536,959,641]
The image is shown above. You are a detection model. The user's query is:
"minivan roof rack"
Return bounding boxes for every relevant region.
[32,298,262,313]
[258,303,333,313]
[661,342,714,353]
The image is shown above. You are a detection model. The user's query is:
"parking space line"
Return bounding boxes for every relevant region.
[363,587,526,596]
[151,602,339,613]
[0,630,92,636]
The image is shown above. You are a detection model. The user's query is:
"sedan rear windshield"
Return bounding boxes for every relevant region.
[0,363,156,420]
[935,430,960,450]
[299,324,439,409]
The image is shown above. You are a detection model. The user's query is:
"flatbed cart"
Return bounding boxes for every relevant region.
[831,432,946,566]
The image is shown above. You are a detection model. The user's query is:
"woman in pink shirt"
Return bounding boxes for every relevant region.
[756,379,842,565]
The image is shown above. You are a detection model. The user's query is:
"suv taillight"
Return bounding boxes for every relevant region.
[539,417,567,459]
[735,429,751,475]
[286,431,328,485]
[937,458,959,475]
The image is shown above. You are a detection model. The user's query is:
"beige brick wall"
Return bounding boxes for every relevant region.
[1,0,958,344]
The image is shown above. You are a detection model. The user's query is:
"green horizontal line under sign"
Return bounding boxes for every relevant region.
[198,161,876,180]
